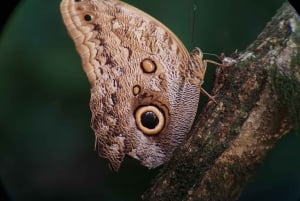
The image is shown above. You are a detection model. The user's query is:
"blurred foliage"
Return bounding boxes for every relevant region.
[0,0,299,201]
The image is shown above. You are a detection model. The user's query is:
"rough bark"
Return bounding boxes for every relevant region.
[142,2,300,201]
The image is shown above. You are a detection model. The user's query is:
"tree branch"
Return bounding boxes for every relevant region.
[142,2,300,201]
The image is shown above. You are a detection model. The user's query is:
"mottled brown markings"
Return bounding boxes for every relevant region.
[99,67,103,75]
[113,3,122,14]
[60,0,206,170]
[93,24,101,31]
[91,115,100,131]
[107,110,118,119]
[75,5,83,11]
[104,53,115,66]
[139,92,155,102]
[176,46,181,56]
[113,79,119,88]
[97,48,116,67]
[158,73,167,90]
[124,46,133,61]
[109,16,157,55]
[97,38,107,50]
[148,22,156,35]
[111,93,118,105]
[111,131,121,137]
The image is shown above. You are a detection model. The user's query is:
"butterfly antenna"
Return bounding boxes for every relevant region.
[191,0,198,47]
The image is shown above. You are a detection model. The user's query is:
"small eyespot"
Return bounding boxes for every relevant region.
[141,59,157,73]
[158,73,166,80]
[132,85,141,96]
[74,0,81,2]
[84,14,92,21]
[135,106,165,135]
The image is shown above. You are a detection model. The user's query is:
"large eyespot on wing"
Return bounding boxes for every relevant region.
[135,105,165,135]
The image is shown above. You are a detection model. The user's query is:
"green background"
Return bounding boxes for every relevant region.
[1,0,300,200]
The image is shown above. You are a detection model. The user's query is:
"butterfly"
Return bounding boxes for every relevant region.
[60,0,207,171]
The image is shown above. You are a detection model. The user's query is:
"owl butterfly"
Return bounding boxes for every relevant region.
[60,0,208,171]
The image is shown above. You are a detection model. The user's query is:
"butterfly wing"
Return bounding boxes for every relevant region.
[60,0,206,170]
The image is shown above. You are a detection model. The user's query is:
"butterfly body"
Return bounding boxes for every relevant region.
[60,0,206,170]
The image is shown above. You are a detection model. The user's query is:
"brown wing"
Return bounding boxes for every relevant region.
[60,0,206,171]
